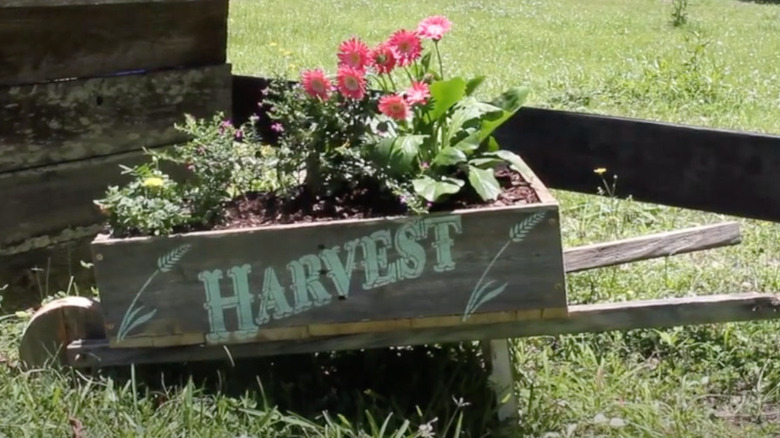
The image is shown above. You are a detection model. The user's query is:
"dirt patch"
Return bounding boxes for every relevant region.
[215,164,540,230]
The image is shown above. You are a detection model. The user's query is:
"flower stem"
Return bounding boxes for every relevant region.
[387,73,398,92]
[434,40,445,79]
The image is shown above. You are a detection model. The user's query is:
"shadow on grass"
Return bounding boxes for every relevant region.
[100,343,506,437]
[736,0,780,4]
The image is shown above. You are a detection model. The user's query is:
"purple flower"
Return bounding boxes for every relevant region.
[235,129,244,140]
[271,123,284,133]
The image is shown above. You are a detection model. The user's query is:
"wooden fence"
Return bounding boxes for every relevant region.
[0,0,232,306]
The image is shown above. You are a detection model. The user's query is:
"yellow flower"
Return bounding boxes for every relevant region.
[283,50,293,56]
[269,42,278,47]
[593,167,607,175]
[142,177,165,188]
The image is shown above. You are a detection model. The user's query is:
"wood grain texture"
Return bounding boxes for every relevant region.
[564,222,741,273]
[0,146,189,253]
[3,0,205,6]
[67,293,780,368]
[0,0,228,85]
[0,236,97,312]
[492,107,780,223]
[18,296,105,369]
[0,64,232,172]
[91,201,566,348]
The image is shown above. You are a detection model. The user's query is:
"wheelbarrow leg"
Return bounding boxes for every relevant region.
[483,338,519,424]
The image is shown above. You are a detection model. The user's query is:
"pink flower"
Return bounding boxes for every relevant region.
[337,65,367,100]
[417,16,451,41]
[271,123,284,132]
[338,37,371,70]
[370,43,397,75]
[301,69,332,100]
[378,94,411,120]
[404,82,430,105]
[387,29,422,67]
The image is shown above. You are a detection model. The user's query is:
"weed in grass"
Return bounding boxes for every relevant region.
[671,0,691,27]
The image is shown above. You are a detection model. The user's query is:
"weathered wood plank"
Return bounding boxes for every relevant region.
[67,292,780,368]
[492,108,780,223]
[3,0,205,6]
[0,236,97,312]
[0,145,191,254]
[0,65,232,172]
[0,0,228,85]
[91,199,566,348]
[563,222,741,273]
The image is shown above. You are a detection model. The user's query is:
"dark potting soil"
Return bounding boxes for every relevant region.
[213,165,540,231]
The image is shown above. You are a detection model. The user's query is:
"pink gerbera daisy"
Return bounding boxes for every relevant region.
[416,16,452,41]
[337,65,367,100]
[404,82,430,105]
[378,94,411,121]
[301,69,331,100]
[338,37,371,70]
[387,29,422,67]
[370,43,397,75]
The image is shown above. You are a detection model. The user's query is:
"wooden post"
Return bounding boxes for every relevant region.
[483,339,519,424]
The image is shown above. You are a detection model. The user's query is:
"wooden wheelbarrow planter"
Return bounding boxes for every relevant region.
[18,155,780,422]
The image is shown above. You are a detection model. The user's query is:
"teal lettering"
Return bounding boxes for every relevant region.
[394,220,426,280]
[288,254,332,313]
[198,265,255,334]
[360,229,398,289]
[423,216,463,272]
[256,266,294,325]
[319,240,359,297]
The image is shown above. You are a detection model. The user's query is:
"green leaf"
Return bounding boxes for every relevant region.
[428,77,467,121]
[432,146,467,167]
[374,135,425,176]
[487,135,500,152]
[478,86,531,143]
[412,175,464,202]
[469,157,504,168]
[485,150,535,180]
[444,98,502,149]
[468,165,501,201]
[465,76,487,96]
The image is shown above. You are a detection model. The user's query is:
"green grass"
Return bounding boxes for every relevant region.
[4,0,780,436]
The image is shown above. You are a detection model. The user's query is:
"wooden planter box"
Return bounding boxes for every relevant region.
[91,161,567,349]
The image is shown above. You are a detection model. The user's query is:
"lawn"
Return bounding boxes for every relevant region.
[3,0,780,436]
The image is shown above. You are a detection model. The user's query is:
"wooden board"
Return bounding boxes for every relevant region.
[0,236,97,312]
[492,107,780,223]
[3,0,207,6]
[0,0,228,85]
[0,64,232,173]
[67,292,780,368]
[0,144,194,254]
[91,201,567,348]
[563,222,741,273]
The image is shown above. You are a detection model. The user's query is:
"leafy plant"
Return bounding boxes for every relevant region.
[265,15,533,209]
[671,0,690,27]
[95,113,289,237]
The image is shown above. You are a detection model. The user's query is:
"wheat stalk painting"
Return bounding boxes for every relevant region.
[462,211,547,321]
[116,244,191,341]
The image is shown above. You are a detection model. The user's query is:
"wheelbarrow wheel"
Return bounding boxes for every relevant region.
[18,296,105,370]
